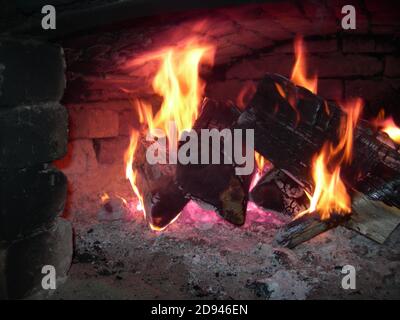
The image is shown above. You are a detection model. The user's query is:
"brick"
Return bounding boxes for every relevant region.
[365,0,400,25]
[0,102,68,169]
[385,56,400,77]
[343,37,398,53]
[308,53,383,77]
[68,106,119,139]
[54,139,98,176]
[345,79,400,116]
[4,218,73,299]
[119,109,140,136]
[0,165,66,241]
[273,38,338,53]
[318,79,343,101]
[205,79,246,103]
[94,136,130,165]
[222,28,274,51]
[226,54,294,80]
[215,44,252,65]
[0,38,65,107]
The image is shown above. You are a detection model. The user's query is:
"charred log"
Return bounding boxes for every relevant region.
[275,211,349,249]
[176,98,252,226]
[133,134,189,229]
[237,73,400,209]
[250,169,308,217]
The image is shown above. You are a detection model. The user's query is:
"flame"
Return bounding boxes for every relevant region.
[290,36,318,94]
[124,38,215,230]
[297,99,363,220]
[236,81,257,109]
[100,192,110,203]
[373,109,400,144]
[250,152,269,191]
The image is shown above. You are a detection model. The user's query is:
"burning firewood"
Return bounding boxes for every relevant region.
[250,169,309,217]
[237,73,400,247]
[131,132,189,230]
[176,98,253,226]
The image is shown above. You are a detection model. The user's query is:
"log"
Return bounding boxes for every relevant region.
[236,73,400,199]
[250,168,308,217]
[239,73,400,245]
[275,211,349,249]
[176,98,253,225]
[133,133,189,230]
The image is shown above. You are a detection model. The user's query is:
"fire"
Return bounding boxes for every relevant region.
[373,109,400,143]
[100,192,110,203]
[290,36,318,94]
[124,38,215,229]
[297,99,363,220]
[250,152,269,191]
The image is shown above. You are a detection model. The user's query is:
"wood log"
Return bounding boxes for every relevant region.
[250,168,308,217]
[236,73,400,201]
[176,98,253,225]
[275,211,349,249]
[133,133,189,229]
[239,73,400,245]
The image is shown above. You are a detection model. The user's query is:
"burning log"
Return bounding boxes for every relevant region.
[250,169,309,217]
[132,133,189,230]
[238,73,400,246]
[176,98,252,225]
[237,73,400,202]
[275,211,349,249]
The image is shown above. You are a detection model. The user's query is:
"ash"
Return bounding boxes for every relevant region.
[48,196,400,300]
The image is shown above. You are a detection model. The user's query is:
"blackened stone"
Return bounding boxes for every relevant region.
[5,218,73,299]
[0,102,68,168]
[0,38,65,106]
[0,165,67,241]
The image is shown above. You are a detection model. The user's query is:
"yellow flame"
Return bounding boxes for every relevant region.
[124,38,215,229]
[290,36,318,94]
[297,99,363,220]
[373,109,400,144]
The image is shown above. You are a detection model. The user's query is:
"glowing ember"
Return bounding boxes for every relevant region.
[373,109,400,144]
[297,98,363,220]
[124,38,215,230]
[290,36,318,94]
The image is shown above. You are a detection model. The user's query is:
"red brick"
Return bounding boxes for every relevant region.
[94,137,130,165]
[345,79,400,107]
[273,39,338,53]
[365,0,400,25]
[119,109,140,136]
[385,56,400,77]
[215,44,252,65]
[54,139,98,176]
[226,54,294,80]
[318,79,343,101]
[68,106,119,139]
[205,79,246,102]
[308,53,383,77]
[222,28,274,51]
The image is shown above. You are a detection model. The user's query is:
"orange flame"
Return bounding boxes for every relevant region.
[297,99,363,220]
[290,36,318,94]
[250,152,269,190]
[124,38,215,230]
[373,109,400,144]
